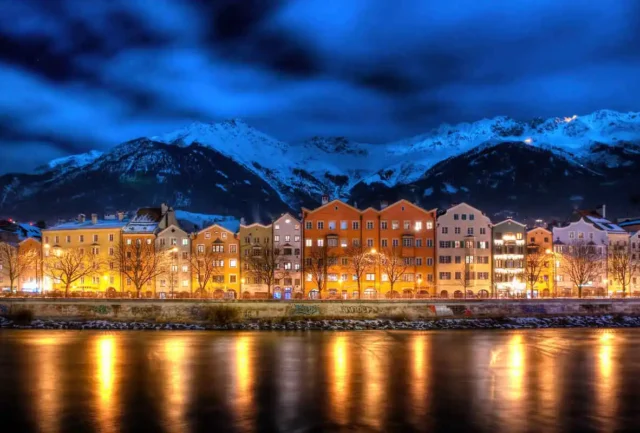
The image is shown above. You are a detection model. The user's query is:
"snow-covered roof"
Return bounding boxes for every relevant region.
[0,221,42,242]
[123,207,164,233]
[47,220,128,230]
[583,215,627,234]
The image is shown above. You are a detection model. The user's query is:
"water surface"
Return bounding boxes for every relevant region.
[0,329,637,433]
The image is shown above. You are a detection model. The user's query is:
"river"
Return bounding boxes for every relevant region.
[0,329,636,432]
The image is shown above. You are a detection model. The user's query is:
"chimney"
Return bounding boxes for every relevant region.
[161,203,169,215]
[601,204,606,219]
[380,200,388,209]
[240,217,246,226]
[321,195,329,205]
[78,213,86,223]
[117,212,125,221]
[91,213,98,225]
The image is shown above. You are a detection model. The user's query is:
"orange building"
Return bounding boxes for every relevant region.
[302,198,362,299]
[18,237,43,293]
[526,227,555,297]
[302,197,436,299]
[377,200,437,298]
[192,224,240,298]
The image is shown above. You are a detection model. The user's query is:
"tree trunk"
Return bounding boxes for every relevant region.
[9,278,15,295]
[65,283,70,298]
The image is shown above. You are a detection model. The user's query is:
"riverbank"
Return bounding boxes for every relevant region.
[3,314,640,331]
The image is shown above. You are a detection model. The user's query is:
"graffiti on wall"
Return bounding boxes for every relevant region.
[340,305,379,314]
[289,304,320,316]
[446,305,473,317]
[520,304,547,315]
[92,305,110,315]
[244,309,260,319]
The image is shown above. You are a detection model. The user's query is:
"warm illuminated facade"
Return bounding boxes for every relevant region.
[18,237,43,293]
[526,227,554,297]
[377,200,436,298]
[552,212,629,297]
[42,213,127,295]
[302,198,436,299]
[155,224,191,296]
[192,224,240,298]
[239,222,272,299]
[302,198,362,299]
[121,205,179,295]
[272,213,302,299]
[492,219,527,298]
[436,203,492,298]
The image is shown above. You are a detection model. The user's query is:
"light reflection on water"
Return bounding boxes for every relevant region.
[1,329,639,433]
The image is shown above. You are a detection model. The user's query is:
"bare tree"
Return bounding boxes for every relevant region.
[243,243,281,297]
[189,247,225,297]
[380,246,409,296]
[0,242,38,294]
[560,240,605,298]
[345,244,374,295]
[610,244,639,298]
[304,245,338,299]
[44,247,104,297]
[525,250,547,298]
[114,241,168,298]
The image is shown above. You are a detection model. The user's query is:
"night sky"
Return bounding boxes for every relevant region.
[2,0,640,173]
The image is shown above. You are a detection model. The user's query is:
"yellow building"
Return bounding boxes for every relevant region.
[526,227,554,297]
[192,223,240,298]
[239,221,273,299]
[42,213,126,296]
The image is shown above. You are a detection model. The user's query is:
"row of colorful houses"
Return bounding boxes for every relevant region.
[1,198,639,299]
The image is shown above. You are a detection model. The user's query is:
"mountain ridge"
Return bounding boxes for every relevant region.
[2,109,640,222]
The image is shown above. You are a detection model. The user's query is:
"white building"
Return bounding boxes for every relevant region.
[552,212,629,297]
[155,224,191,296]
[273,213,303,299]
[436,203,492,298]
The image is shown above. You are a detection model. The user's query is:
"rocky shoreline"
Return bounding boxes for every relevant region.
[3,314,640,331]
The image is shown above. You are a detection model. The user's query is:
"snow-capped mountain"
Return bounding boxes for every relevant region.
[2,109,640,223]
[36,150,103,174]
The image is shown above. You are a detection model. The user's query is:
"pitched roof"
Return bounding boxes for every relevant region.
[302,199,361,215]
[582,215,627,234]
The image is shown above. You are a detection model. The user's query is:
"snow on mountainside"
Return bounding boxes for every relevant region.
[3,109,640,222]
[36,150,103,173]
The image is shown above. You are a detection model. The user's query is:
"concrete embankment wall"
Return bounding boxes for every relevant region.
[3,299,640,323]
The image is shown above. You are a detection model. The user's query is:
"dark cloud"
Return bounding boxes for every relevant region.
[1,0,640,173]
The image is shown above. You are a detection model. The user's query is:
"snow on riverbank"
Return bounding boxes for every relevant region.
[2,315,640,331]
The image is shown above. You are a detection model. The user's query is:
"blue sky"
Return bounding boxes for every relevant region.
[1,0,639,173]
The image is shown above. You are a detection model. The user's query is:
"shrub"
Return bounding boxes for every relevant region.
[9,308,34,325]
[204,305,240,326]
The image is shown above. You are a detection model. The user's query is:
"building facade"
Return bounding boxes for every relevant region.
[42,213,127,295]
[526,227,554,297]
[436,203,492,298]
[377,200,436,298]
[551,214,630,297]
[492,219,527,298]
[155,224,191,296]
[192,224,240,298]
[302,198,363,299]
[18,237,43,293]
[239,222,273,299]
[272,213,303,299]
